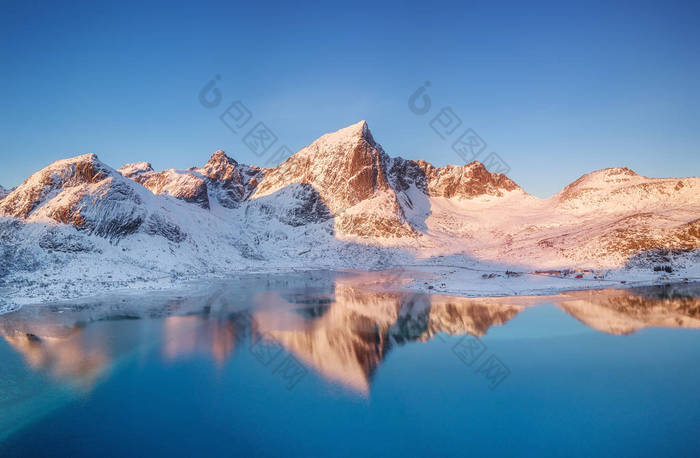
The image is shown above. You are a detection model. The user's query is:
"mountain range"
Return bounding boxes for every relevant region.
[1,121,698,306]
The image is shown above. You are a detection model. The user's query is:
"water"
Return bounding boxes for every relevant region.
[1,271,699,457]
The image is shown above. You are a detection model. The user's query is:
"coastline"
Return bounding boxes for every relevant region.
[2,263,698,316]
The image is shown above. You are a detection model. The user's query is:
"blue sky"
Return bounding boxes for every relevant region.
[1,0,698,197]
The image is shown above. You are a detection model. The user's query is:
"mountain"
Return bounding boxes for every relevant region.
[252,121,414,238]
[0,121,698,306]
[555,167,698,213]
[118,151,263,209]
[251,120,522,238]
[118,161,211,209]
[0,185,10,201]
[197,150,263,208]
[0,154,186,242]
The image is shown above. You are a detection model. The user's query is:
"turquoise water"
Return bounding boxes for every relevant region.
[1,272,699,457]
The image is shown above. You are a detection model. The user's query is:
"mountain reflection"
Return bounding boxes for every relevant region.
[1,273,698,395]
[0,323,108,389]
[552,283,700,334]
[162,315,238,365]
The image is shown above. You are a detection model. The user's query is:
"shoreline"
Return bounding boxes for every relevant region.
[2,264,698,316]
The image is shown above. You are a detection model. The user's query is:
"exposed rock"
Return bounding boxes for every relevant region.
[253,121,392,212]
[0,154,111,219]
[143,213,188,243]
[39,228,98,253]
[119,164,210,209]
[195,150,263,208]
[119,151,264,209]
[0,121,698,275]
[388,157,520,199]
[246,183,332,227]
[117,161,153,177]
[419,161,520,198]
[1,154,183,242]
[252,121,413,238]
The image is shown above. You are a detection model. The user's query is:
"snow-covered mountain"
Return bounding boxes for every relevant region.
[0,154,186,242]
[1,121,698,306]
[118,151,264,209]
[252,121,413,238]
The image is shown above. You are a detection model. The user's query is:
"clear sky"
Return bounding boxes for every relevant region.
[1,0,699,197]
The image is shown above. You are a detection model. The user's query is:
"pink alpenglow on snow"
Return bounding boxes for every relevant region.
[0,121,698,311]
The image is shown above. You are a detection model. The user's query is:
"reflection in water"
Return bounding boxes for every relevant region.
[162,315,238,365]
[1,272,699,398]
[1,325,108,390]
[553,284,700,334]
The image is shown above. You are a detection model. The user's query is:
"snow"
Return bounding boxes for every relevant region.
[118,161,153,177]
[298,120,371,155]
[402,253,700,298]
[0,121,698,312]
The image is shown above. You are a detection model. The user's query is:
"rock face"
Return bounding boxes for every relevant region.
[253,122,390,211]
[1,154,112,219]
[0,121,698,277]
[119,163,210,209]
[386,157,520,198]
[119,151,263,209]
[245,183,332,227]
[250,121,523,238]
[196,151,263,208]
[0,154,184,242]
[109,122,525,239]
[251,121,414,238]
[420,161,520,198]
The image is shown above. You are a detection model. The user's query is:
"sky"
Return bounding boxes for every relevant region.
[1,0,699,197]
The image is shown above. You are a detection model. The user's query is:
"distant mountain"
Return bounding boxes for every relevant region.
[0,121,698,304]
[555,166,698,212]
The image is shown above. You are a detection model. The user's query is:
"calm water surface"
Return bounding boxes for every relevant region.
[0,271,699,457]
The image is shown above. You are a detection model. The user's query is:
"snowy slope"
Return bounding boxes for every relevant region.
[1,154,175,240]
[0,121,698,308]
[118,151,264,209]
[251,121,414,238]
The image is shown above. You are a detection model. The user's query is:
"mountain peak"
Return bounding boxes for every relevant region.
[208,150,236,164]
[0,152,120,221]
[45,153,112,180]
[591,167,638,178]
[71,153,100,162]
[44,153,102,168]
[340,119,369,136]
[308,120,377,152]
[404,158,521,199]
[562,167,639,197]
[200,150,240,180]
[118,161,153,178]
[251,119,398,225]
